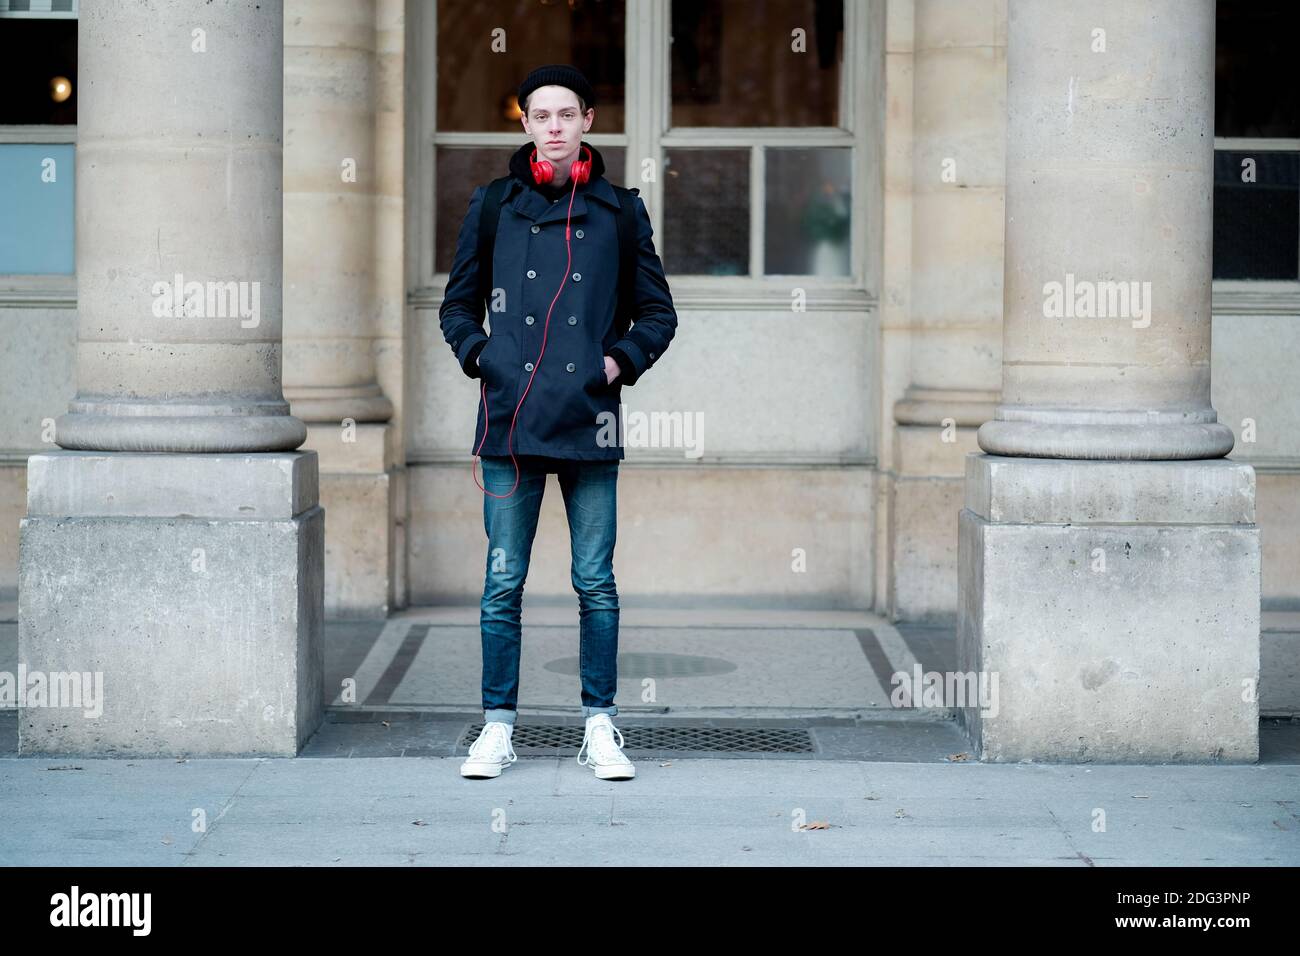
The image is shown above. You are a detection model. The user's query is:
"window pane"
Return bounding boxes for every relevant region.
[598,146,625,187]
[435,145,626,274]
[764,146,850,276]
[1212,150,1299,280]
[436,147,514,274]
[663,148,750,276]
[1215,0,1299,138]
[0,15,77,124]
[0,143,75,273]
[436,0,625,133]
[670,0,842,128]
[0,0,79,11]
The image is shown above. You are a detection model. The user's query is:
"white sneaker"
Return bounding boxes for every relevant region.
[576,713,635,780]
[460,720,518,778]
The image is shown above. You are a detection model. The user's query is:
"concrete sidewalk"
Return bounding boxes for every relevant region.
[2,603,1298,866]
[1,750,1298,866]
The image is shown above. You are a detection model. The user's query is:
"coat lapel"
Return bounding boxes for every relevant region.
[501,175,621,226]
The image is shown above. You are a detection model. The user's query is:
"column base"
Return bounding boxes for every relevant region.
[889,424,983,622]
[284,383,395,424]
[893,386,999,427]
[978,410,1235,460]
[890,387,1000,621]
[17,451,324,756]
[56,401,307,453]
[304,422,397,618]
[958,454,1260,763]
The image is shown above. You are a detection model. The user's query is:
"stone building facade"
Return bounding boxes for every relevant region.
[1,0,1295,755]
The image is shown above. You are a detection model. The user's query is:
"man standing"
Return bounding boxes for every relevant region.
[438,65,678,780]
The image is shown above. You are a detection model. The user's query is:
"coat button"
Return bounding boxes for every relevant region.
[566,362,576,372]
[526,269,536,279]
[530,225,540,234]
[572,272,581,282]
[567,316,577,325]
[650,352,656,359]
[525,315,535,325]
[525,362,534,371]
[575,229,584,239]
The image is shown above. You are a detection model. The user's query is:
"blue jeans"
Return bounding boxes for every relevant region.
[478,454,620,726]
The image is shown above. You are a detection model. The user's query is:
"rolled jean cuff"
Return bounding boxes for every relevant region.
[484,708,517,726]
[582,705,618,719]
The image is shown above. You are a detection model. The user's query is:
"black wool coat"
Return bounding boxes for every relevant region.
[439,141,678,461]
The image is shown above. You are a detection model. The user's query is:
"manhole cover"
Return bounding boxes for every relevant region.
[543,652,736,678]
[458,723,814,754]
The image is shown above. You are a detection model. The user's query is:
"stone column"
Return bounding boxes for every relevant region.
[888,0,1003,620]
[977,0,1233,459]
[959,0,1259,761]
[283,0,399,617]
[55,9,304,452]
[19,0,324,756]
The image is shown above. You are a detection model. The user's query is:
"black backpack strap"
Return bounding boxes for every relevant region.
[476,176,514,318]
[611,185,639,339]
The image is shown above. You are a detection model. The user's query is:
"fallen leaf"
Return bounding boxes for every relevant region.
[411,819,428,827]
[799,821,831,830]
[948,752,970,762]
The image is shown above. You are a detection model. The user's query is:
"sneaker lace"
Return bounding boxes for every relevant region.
[470,721,517,763]
[577,716,626,765]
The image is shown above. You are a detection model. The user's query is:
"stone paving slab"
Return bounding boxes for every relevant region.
[0,754,1296,866]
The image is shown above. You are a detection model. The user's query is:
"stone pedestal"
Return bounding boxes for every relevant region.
[307,422,399,618]
[18,452,323,756]
[890,416,986,622]
[959,455,1259,762]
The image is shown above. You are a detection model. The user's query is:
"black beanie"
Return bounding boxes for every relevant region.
[517,64,596,114]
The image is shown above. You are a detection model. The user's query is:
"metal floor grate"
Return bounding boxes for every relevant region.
[459,723,816,754]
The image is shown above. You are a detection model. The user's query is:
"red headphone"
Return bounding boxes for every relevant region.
[473,144,598,499]
[530,144,592,186]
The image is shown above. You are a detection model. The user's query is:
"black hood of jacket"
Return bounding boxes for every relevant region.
[508,140,607,202]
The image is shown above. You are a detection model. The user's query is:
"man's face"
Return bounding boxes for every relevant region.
[520,85,594,164]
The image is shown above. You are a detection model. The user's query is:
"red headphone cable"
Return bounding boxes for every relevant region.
[472,173,582,500]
